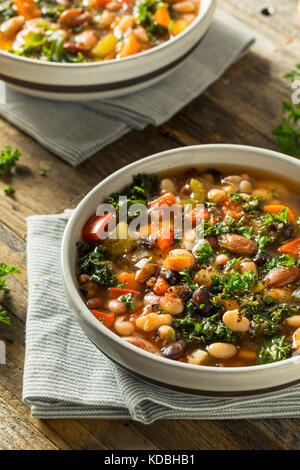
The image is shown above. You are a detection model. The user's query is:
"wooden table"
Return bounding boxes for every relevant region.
[0,0,299,450]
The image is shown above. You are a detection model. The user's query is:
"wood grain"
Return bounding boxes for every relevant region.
[0,0,299,450]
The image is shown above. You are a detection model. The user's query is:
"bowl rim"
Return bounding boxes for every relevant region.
[61,143,300,375]
[0,0,215,69]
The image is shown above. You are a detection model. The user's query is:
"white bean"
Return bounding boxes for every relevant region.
[239,179,252,193]
[224,175,242,186]
[108,299,127,315]
[136,312,172,332]
[239,261,257,274]
[215,254,229,267]
[207,342,237,359]
[188,349,209,365]
[114,316,135,336]
[286,316,300,329]
[207,188,226,203]
[157,325,176,342]
[106,1,121,11]
[159,178,177,195]
[222,309,250,332]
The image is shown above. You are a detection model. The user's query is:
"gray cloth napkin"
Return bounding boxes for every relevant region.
[0,12,254,166]
[23,212,300,422]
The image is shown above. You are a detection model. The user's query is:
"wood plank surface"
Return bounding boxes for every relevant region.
[0,0,299,450]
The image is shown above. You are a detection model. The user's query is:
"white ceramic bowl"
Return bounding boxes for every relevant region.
[0,0,215,101]
[62,144,300,396]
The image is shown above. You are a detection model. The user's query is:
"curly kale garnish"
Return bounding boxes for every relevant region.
[196,242,213,266]
[210,271,258,298]
[108,173,159,214]
[77,245,121,287]
[174,313,240,345]
[258,336,294,364]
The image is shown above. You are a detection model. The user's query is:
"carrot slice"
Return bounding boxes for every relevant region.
[154,6,171,28]
[263,204,296,223]
[153,277,170,295]
[237,349,257,362]
[93,0,110,7]
[0,40,13,50]
[171,19,189,36]
[12,0,41,20]
[156,225,174,251]
[164,255,192,271]
[220,199,244,220]
[109,287,140,298]
[90,310,115,327]
[279,237,300,257]
[117,272,142,290]
[149,192,176,209]
[119,33,141,58]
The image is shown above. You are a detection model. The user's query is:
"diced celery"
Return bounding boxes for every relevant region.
[189,179,207,204]
[105,222,136,255]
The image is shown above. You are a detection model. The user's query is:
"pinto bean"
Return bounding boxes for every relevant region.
[219,234,258,256]
[162,339,187,360]
[135,263,158,282]
[124,336,159,353]
[167,285,190,298]
[75,30,98,51]
[172,1,196,13]
[264,266,299,288]
[59,8,93,27]
[79,274,90,285]
[266,288,293,303]
[87,297,102,310]
[64,41,80,54]
[0,16,25,39]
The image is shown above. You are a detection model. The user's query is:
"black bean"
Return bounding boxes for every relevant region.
[162,340,187,360]
[253,253,271,267]
[192,287,213,315]
[163,269,182,285]
[283,223,295,239]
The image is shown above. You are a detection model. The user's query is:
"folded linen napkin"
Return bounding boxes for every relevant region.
[0,11,254,166]
[23,212,300,422]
